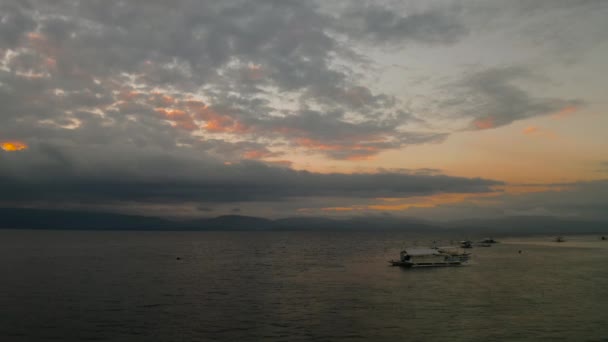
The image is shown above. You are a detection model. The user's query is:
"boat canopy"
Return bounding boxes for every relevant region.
[403,248,439,256]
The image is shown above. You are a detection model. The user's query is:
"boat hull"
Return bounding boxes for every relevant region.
[389,260,463,268]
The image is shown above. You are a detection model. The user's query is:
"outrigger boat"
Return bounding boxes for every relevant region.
[460,240,473,248]
[389,247,470,268]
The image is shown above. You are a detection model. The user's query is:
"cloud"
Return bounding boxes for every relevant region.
[469,0,608,64]
[1,140,28,151]
[0,0,462,163]
[522,126,558,139]
[396,180,608,221]
[596,162,608,173]
[522,126,539,135]
[0,1,605,221]
[338,3,468,45]
[441,66,584,130]
[0,143,502,205]
[0,1,36,48]
[497,180,608,220]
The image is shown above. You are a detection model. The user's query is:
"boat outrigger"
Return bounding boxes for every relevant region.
[389,247,470,268]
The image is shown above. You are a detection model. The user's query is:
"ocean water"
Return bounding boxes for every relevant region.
[1,230,607,342]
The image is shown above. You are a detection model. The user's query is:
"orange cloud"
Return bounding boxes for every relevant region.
[523,126,539,135]
[155,108,197,131]
[296,138,342,151]
[174,120,198,131]
[305,184,573,214]
[552,105,578,120]
[522,126,557,139]
[27,32,44,42]
[1,141,28,152]
[294,137,380,160]
[243,150,274,159]
[155,100,242,132]
[187,104,249,133]
[118,90,141,101]
[473,117,495,130]
[156,108,187,118]
[371,185,571,211]
[151,92,176,106]
[369,192,501,211]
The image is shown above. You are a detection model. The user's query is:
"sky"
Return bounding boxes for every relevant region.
[1,0,607,221]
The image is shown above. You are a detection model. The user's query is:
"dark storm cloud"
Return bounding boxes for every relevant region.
[0,144,502,204]
[441,66,583,129]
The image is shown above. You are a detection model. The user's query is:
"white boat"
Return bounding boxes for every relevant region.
[389,247,470,268]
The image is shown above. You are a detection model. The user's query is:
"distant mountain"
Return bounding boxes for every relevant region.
[0,208,169,230]
[1,208,606,234]
[0,208,443,232]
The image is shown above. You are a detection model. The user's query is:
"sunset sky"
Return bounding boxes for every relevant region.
[1,0,607,220]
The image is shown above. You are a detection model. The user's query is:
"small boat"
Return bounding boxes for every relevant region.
[555,236,565,242]
[460,240,473,248]
[480,238,498,244]
[389,247,470,268]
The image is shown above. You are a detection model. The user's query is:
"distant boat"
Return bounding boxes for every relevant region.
[460,240,473,248]
[601,236,607,241]
[480,238,498,244]
[389,247,470,268]
[555,236,565,242]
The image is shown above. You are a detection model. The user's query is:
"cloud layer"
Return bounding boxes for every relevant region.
[0,144,501,204]
[1,0,605,218]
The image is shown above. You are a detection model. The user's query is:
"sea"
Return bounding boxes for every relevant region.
[1,230,607,342]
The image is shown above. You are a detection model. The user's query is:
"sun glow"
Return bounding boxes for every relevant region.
[1,141,28,151]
